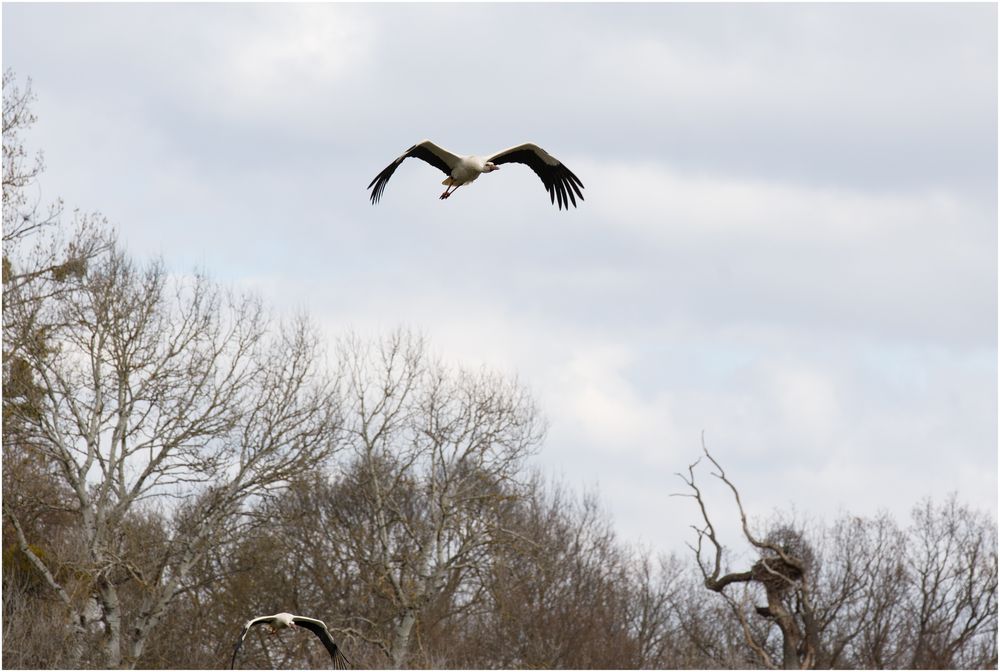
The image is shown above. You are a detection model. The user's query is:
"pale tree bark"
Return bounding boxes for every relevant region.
[3,243,343,668]
[3,69,113,668]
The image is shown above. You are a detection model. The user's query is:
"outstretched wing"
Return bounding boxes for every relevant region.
[368,140,461,204]
[486,143,585,210]
[292,617,353,669]
[230,616,273,669]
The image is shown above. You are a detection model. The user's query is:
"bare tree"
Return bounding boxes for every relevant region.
[328,330,545,668]
[3,68,46,242]
[902,497,997,669]
[3,69,112,669]
[167,473,378,670]
[183,331,545,669]
[677,443,832,669]
[2,69,109,300]
[3,242,343,668]
[677,443,998,670]
[3,70,110,452]
[464,479,672,669]
[806,510,910,667]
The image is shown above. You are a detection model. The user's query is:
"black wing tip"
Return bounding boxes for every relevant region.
[293,618,352,668]
[368,142,453,205]
[369,175,388,204]
[549,173,585,210]
[542,163,584,210]
[334,649,354,669]
[230,621,256,669]
[230,639,244,669]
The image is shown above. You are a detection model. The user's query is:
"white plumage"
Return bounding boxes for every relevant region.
[230,612,351,669]
[368,139,585,210]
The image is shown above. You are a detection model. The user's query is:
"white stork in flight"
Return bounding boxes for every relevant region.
[368,140,585,210]
[230,612,351,669]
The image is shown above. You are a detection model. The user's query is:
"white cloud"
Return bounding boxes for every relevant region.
[557,344,666,448]
[211,5,374,118]
[768,363,841,438]
[575,156,995,347]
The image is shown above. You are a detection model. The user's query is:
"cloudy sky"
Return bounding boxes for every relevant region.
[4,3,997,556]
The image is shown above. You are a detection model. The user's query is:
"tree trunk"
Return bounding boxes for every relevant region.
[65,611,89,669]
[126,591,171,668]
[390,607,417,669]
[97,577,124,668]
[764,589,802,670]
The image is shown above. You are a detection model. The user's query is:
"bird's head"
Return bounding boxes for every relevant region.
[483,162,499,173]
[274,613,296,630]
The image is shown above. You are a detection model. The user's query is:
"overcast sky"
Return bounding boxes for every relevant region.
[4,2,997,557]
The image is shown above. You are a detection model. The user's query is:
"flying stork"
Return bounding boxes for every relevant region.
[368,140,585,210]
[230,612,351,669]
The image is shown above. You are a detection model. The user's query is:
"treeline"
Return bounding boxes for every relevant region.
[3,71,997,669]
